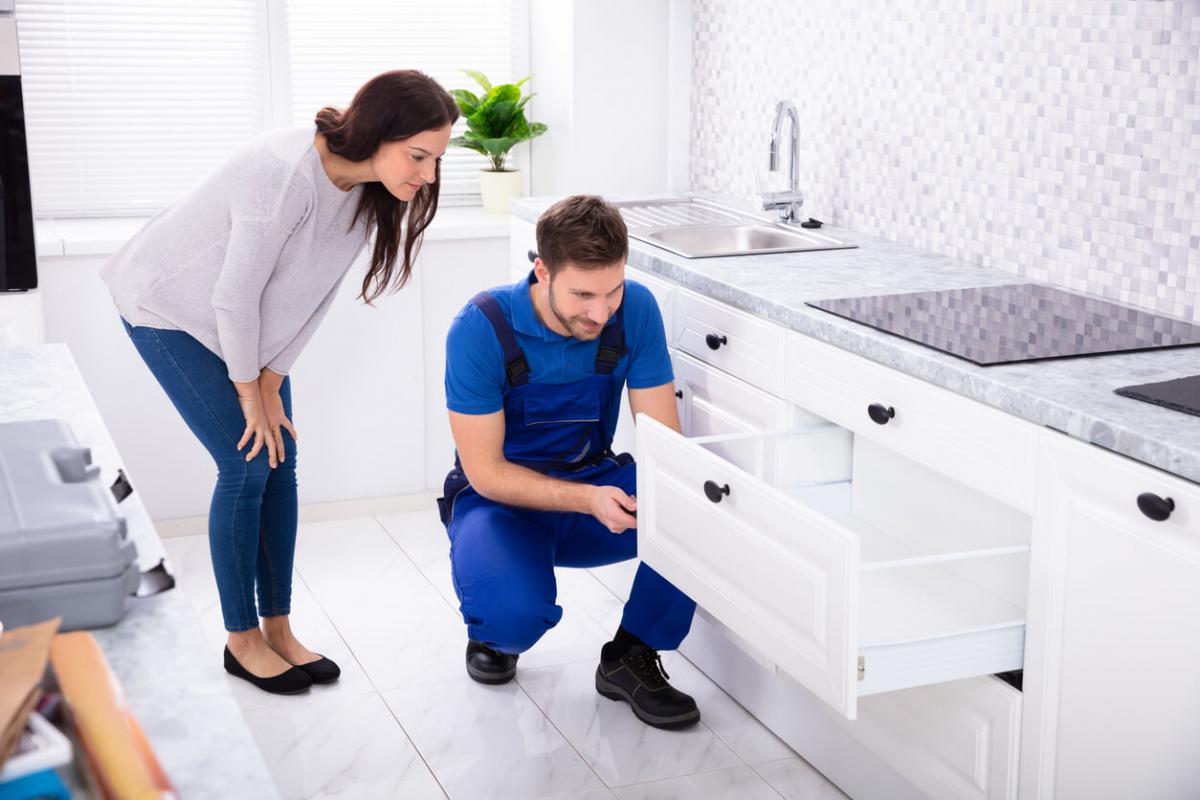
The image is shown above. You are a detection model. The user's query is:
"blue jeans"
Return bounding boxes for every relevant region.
[121,318,298,632]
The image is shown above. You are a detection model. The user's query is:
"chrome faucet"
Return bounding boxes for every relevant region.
[762,100,804,224]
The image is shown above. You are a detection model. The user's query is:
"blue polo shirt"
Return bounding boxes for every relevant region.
[445,273,674,441]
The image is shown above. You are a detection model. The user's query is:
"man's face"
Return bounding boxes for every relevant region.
[545,261,626,341]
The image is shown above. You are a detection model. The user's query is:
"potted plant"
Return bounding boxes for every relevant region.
[450,70,547,214]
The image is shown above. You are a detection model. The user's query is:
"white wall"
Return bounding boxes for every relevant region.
[36,233,508,521]
[528,0,690,197]
[688,0,1200,323]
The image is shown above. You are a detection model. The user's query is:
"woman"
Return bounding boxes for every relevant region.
[101,70,458,694]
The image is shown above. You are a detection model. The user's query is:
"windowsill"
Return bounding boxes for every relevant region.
[34,205,511,259]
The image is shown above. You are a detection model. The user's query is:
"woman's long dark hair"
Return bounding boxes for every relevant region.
[315,70,459,303]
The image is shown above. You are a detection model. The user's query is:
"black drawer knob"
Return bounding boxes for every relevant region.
[527,249,538,263]
[703,480,730,503]
[705,333,728,351]
[1137,492,1175,522]
[867,403,896,425]
[674,389,683,398]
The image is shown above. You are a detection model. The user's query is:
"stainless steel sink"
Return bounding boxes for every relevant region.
[616,199,856,258]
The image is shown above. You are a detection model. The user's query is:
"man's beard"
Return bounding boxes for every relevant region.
[548,282,606,341]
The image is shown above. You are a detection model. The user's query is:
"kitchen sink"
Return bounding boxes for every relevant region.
[616,198,856,258]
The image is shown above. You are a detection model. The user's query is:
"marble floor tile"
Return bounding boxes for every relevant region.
[614,765,784,800]
[162,534,376,711]
[587,561,640,603]
[518,660,743,787]
[752,757,849,800]
[382,677,606,800]
[245,691,447,800]
[556,567,627,631]
[377,509,460,610]
[296,522,466,692]
[659,655,795,765]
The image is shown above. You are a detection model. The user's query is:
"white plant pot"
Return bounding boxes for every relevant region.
[479,169,522,215]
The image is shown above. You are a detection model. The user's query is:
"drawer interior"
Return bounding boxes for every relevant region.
[667,411,1032,701]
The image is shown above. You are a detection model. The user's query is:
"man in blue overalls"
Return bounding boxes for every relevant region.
[438,195,699,730]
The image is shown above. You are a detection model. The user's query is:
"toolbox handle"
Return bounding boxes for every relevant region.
[49,446,101,483]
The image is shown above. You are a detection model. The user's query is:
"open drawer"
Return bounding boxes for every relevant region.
[635,414,1028,720]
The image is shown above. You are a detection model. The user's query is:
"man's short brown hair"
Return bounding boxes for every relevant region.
[535,195,628,276]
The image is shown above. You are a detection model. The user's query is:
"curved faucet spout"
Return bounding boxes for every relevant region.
[765,100,803,222]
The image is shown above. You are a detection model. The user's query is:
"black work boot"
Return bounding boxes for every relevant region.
[466,639,518,685]
[595,642,700,730]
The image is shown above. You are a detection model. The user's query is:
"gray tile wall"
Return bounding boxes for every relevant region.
[689,0,1199,321]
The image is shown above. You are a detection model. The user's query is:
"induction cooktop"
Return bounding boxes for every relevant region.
[807,283,1200,366]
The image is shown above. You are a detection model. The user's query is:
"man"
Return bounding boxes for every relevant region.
[438,195,699,730]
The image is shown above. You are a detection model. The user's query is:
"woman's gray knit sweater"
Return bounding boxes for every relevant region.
[100,126,369,382]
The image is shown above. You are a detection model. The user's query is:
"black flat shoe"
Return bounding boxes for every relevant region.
[296,655,341,684]
[466,639,518,685]
[224,646,313,695]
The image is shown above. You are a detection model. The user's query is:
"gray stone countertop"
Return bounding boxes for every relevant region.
[514,196,1200,485]
[0,344,279,799]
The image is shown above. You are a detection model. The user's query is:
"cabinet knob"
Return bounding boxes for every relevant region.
[703,480,731,503]
[867,403,896,425]
[705,333,728,351]
[1137,492,1175,522]
[527,249,538,263]
[674,389,683,399]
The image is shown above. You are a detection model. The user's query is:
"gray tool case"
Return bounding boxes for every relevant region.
[0,418,139,631]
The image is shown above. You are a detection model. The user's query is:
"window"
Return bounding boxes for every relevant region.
[14,0,526,218]
[284,0,527,205]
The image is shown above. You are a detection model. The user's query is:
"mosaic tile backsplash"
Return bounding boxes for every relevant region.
[689,0,1200,322]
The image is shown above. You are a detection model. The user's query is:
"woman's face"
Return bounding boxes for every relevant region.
[371,123,452,201]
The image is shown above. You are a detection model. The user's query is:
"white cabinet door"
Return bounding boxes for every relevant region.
[852,676,1022,800]
[1022,431,1200,799]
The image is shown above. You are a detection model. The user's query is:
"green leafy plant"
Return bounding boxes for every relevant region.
[449,70,547,173]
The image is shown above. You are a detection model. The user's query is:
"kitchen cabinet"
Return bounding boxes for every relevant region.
[509,213,1200,800]
[1021,432,1200,799]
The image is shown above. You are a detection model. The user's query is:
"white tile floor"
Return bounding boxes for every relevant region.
[161,509,849,800]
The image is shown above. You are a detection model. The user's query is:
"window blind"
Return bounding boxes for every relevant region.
[15,0,269,217]
[15,0,527,217]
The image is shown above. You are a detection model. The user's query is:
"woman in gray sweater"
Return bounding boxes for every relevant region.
[101,70,458,694]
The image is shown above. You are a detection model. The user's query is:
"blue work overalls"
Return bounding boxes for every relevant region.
[437,280,696,655]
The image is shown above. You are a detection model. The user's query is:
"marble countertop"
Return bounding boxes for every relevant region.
[514,196,1200,484]
[0,344,279,799]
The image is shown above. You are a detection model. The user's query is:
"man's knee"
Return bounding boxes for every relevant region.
[461,577,563,654]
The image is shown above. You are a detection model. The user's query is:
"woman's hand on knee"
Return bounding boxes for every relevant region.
[260,386,297,466]
[233,381,280,468]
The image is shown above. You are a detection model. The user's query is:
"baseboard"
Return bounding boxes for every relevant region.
[153,492,440,539]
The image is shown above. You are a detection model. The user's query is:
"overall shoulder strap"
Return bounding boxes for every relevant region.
[594,300,626,375]
[469,292,530,386]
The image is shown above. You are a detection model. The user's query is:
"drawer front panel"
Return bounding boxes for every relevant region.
[785,332,1036,512]
[637,415,860,716]
[673,289,787,395]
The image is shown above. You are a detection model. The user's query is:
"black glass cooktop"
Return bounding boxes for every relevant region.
[808,283,1200,366]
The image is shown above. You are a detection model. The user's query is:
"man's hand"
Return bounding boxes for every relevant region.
[588,485,638,533]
